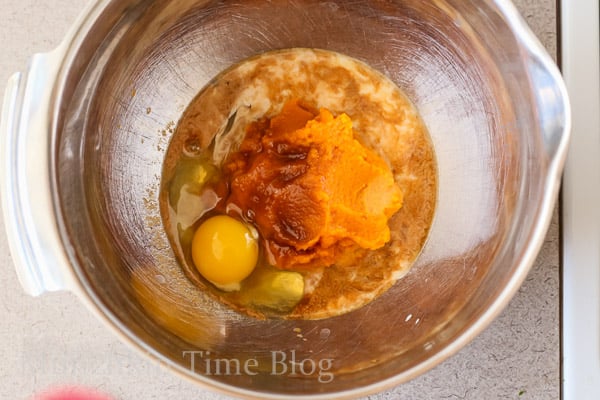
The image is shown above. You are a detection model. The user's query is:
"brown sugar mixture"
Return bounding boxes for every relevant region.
[160,48,437,319]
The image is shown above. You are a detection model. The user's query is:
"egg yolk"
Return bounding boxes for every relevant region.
[191,215,259,291]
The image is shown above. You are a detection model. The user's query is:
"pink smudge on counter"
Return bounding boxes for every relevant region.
[32,386,114,400]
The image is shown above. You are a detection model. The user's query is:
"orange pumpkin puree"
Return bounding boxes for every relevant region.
[224,99,403,269]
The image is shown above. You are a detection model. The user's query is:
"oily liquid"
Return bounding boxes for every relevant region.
[160,48,437,320]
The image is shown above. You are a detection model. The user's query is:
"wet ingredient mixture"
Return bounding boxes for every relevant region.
[225,99,403,269]
[160,48,437,319]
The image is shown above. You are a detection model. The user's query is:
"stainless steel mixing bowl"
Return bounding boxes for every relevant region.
[0,0,569,398]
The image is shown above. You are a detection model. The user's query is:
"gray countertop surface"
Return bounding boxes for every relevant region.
[0,1,559,399]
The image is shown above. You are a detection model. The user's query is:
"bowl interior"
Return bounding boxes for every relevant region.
[56,0,543,396]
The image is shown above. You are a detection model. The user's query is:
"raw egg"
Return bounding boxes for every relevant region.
[191,215,259,291]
